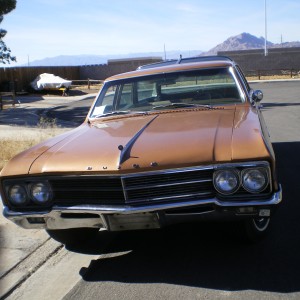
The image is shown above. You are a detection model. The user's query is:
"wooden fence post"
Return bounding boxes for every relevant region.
[12,91,16,107]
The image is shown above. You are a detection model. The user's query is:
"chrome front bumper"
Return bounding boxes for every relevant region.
[3,187,282,231]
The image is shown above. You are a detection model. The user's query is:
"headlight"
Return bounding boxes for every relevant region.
[242,168,269,193]
[30,182,53,204]
[213,169,240,195]
[8,185,28,205]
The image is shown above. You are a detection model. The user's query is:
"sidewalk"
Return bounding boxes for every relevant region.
[0,92,97,298]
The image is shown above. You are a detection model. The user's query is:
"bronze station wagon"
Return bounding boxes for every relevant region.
[0,56,282,244]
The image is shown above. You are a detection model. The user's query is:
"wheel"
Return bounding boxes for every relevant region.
[244,217,271,243]
[46,228,99,245]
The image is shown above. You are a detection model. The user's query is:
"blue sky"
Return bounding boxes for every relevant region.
[2,0,300,65]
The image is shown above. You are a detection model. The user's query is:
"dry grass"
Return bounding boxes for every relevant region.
[0,127,69,171]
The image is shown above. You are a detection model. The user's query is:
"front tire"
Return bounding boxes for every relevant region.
[46,228,99,245]
[244,217,271,243]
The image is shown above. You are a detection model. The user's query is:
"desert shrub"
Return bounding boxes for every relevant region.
[38,116,57,128]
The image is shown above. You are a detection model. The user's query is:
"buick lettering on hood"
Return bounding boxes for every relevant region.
[0,56,282,245]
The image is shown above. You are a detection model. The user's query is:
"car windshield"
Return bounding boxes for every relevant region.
[90,67,245,118]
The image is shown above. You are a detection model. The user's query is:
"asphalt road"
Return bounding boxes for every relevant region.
[7,81,300,299]
[46,96,94,125]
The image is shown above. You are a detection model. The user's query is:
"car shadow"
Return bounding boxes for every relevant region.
[71,141,300,293]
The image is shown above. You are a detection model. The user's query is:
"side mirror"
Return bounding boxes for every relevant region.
[252,90,263,103]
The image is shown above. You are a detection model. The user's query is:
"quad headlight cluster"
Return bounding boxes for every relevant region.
[213,167,269,195]
[5,181,53,206]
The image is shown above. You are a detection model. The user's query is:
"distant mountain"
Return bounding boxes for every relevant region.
[26,50,202,67]
[21,33,300,66]
[203,32,300,55]
[28,55,108,66]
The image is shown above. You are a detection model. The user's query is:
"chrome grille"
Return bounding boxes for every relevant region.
[48,168,216,206]
[123,169,215,203]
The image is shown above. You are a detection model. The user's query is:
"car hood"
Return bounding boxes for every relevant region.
[1,106,271,176]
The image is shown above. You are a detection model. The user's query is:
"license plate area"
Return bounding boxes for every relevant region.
[106,213,160,231]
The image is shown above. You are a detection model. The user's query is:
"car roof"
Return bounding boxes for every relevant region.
[137,55,234,70]
[105,56,235,82]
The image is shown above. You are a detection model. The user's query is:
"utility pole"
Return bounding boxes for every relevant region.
[264,0,268,56]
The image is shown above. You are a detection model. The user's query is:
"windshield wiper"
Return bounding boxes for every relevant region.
[152,103,213,110]
[93,110,130,118]
[92,110,149,119]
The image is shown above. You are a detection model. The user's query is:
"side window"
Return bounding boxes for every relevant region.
[137,81,157,102]
[102,85,117,106]
[91,85,116,116]
[118,83,133,109]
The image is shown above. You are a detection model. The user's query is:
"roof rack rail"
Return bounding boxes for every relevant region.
[137,55,233,70]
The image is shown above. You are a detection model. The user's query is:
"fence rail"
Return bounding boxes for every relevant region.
[245,69,300,80]
[71,79,103,89]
